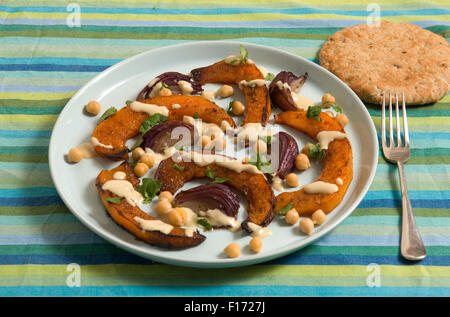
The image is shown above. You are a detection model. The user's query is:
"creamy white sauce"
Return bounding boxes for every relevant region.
[198,209,241,232]
[247,222,272,238]
[220,120,232,132]
[133,216,174,234]
[317,131,347,150]
[149,82,163,98]
[178,80,193,95]
[236,123,263,143]
[257,65,268,78]
[77,142,97,159]
[276,80,290,91]
[291,92,314,111]
[201,90,215,100]
[183,115,224,139]
[147,77,160,88]
[145,147,177,165]
[272,176,284,192]
[171,103,181,109]
[113,171,126,180]
[303,181,338,194]
[102,180,143,207]
[238,79,267,90]
[130,101,169,116]
[91,137,113,149]
[224,55,254,65]
[336,178,343,186]
[180,151,262,174]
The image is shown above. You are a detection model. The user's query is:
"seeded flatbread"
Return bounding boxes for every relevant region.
[319,21,450,105]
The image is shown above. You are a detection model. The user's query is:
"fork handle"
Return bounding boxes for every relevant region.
[397,162,427,261]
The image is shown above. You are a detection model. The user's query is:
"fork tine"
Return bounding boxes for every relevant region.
[396,92,401,147]
[402,93,409,147]
[381,93,386,148]
[389,92,394,147]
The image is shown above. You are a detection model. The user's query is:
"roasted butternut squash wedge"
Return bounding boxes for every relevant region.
[274,111,353,216]
[191,60,271,126]
[96,161,206,249]
[91,95,235,161]
[154,154,275,232]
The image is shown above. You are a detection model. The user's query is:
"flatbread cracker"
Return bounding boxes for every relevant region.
[319,21,450,105]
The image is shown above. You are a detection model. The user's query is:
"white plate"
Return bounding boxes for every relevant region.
[49,41,378,268]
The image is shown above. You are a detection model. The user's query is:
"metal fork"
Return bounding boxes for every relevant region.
[381,92,426,261]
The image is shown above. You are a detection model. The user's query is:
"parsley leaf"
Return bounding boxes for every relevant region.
[139,113,168,134]
[306,105,322,121]
[205,166,216,180]
[173,163,185,172]
[276,202,293,215]
[135,178,161,204]
[259,135,272,144]
[227,101,236,115]
[97,107,117,125]
[249,153,272,173]
[160,82,169,90]
[264,72,275,81]
[211,177,230,184]
[105,197,121,204]
[193,112,200,119]
[239,44,248,64]
[126,100,133,106]
[197,218,213,231]
[308,143,326,160]
[332,104,342,113]
[248,82,257,88]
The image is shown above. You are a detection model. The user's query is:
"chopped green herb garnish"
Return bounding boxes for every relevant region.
[265,72,275,81]
[249,152,272,173]
[193,112,200,119]
[160,82,169,90]
[248,82,257,88]
[308,143,326,161]
[97,107,117,125]
[276,202,293,215]
[135,178,162,204]
[239,44,248,64]
[332,104,342,113]
[230,59,240,65]
[259,135,272,144]
[126,100,133,106]
[129,160,139,168]
[130,137,143,152]
[306,105,322,121]
[139,113,168,134]
[211,177,230,184]
[205,166,216,180]
[173,163,185,172]
[105,197,122,204]
[227,101,235,115]
[197,218,213,231]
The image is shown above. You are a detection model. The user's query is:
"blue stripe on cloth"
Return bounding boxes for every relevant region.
[0,64,108,72]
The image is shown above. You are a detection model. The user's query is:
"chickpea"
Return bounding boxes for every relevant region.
[158,191,173,203]
[169,207,187,226]
[295,153,310,171]
[201,90,215,100]
[201,135,211,148]
[85,100,101,116]
[285,173,299,187]
[68,147,84,163]
[132,147,145,161]
[217,85,234,98]
[159,87,172,97]
[336,113,349,127]
[299,218,314,235]
[249,237,263,253]
[254,139,267,154]
[224,242,241,258]
[322,93,335,105]
[312,209,327,225]
[134,162,149,177]
[140,153,155,168]
[285,208,299,225]
[232,101,245,116]
[301,143,313,158]
[154,200,172,216]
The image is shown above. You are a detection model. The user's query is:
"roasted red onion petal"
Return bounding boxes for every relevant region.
[174,183,239,218]
[137,72,203,101]
[269,71,308,111]
[141,121,194,153]
[272,131,299,179]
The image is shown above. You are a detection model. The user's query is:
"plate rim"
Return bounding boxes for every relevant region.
[49,40,379,268]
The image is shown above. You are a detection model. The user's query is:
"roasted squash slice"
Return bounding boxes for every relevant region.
[96,161,206,249]
[274,111,353,216]
[91,95,236,161]
[154,154,275,232]
[191,60,271,126]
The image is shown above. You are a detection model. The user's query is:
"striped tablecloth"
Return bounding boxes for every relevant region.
[0,1,449,297]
